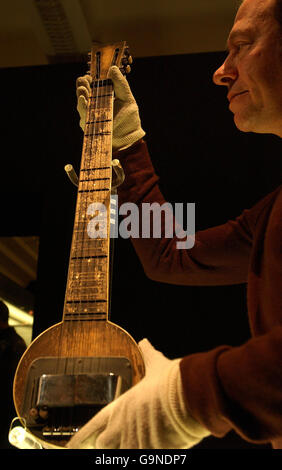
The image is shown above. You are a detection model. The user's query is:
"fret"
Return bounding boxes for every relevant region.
[79,177,110,183]
[81,161,111,171]
[64,315,107,322]
[86,119,112,124]
[93,78,113,87]
[84,118,112,135]
[70,249,108,259]
[66,299,107,304]
[90,93,113,99]
[78,189,109,194]
[78,185,111,197]
[89,91,113,101]
[80,167,111,172]
[83,129,112,140]
[70,255,107,260]
[84,131,112,137]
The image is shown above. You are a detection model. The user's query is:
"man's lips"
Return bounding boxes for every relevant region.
[228,91,249,103]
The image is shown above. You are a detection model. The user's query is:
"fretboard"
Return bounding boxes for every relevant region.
[63,79,114,322]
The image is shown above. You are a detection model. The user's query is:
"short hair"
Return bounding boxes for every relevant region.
[0,300,9,323]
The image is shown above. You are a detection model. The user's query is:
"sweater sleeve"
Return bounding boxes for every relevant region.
[116,140,267,286]
[180,325,282,444]
[116,140,282,446]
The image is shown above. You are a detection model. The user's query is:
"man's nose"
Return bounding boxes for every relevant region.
[213,58,238,86]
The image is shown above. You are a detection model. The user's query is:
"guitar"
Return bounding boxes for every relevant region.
[12,42,145,449]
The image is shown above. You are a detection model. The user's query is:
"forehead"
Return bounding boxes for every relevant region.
[227,0,276,43]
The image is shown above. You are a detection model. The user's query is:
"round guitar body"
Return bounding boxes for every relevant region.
[13,320,145,449]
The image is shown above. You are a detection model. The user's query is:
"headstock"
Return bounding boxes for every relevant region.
[87,41,133,81]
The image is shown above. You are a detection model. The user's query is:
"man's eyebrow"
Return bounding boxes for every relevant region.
[225,28,254,51]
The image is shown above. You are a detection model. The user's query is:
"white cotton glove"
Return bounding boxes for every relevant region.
[67,339,210,449]
[76,66,145,152]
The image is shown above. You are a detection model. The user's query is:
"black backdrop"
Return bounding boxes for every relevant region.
[1,51,281,449]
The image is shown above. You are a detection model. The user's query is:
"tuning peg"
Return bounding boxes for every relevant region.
[65,164,79,187]
[125,65,131,74]
[122,55,133,67]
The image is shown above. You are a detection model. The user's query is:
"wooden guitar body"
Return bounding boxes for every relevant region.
[13,320,145,448]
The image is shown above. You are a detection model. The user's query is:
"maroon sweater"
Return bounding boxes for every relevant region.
[115,139,282,449]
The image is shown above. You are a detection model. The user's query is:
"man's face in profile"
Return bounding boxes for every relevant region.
[213,0,282,137]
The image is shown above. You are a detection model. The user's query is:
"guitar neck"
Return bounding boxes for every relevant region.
[63,79,114,323]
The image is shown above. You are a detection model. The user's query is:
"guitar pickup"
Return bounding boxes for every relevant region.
[36,373,122,409]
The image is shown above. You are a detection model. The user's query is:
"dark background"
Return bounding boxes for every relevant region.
[1,51,281,449]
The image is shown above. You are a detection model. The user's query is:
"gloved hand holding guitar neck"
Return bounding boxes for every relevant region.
[76,65,145,152]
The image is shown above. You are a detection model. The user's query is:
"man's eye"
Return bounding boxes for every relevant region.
[236,43,250,50]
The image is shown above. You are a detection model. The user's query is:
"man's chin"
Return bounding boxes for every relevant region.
[233,110,261,134]
[233,115,253,133]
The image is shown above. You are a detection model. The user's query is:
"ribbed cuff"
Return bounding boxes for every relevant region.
[166,360,211,440]
[112,128,146,152]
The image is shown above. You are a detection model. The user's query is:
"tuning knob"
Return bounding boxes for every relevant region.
[122,55,133,66]
[125,65,131,74]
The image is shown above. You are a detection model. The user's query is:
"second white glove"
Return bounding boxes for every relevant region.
[67,339,210,449]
